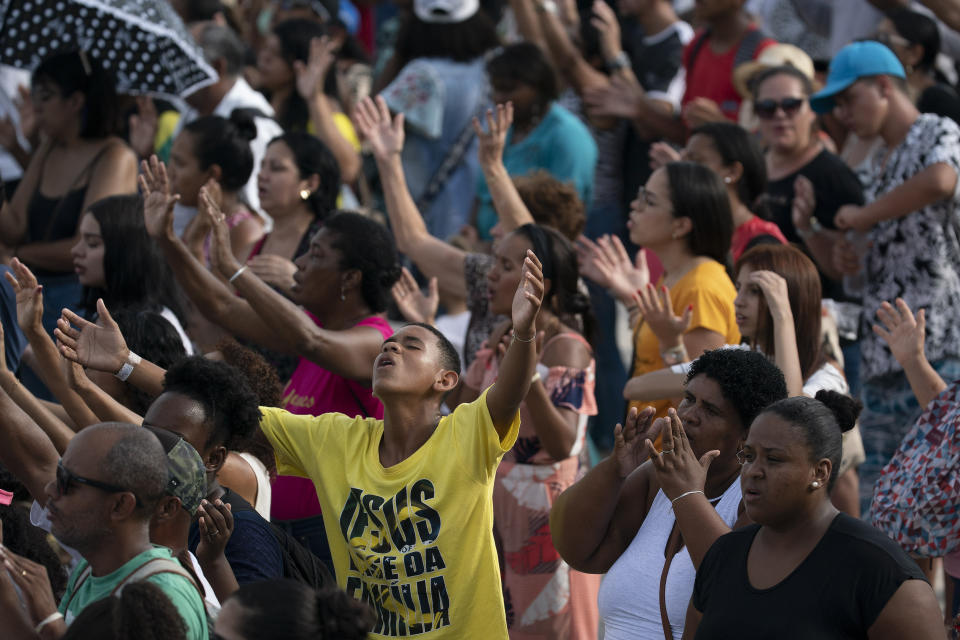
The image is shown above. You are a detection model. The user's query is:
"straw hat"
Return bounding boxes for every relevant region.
[733,43,816,99]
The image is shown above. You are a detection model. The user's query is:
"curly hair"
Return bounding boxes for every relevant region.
[323,212,402,313]
[162,356,262,451]
[760,391,862,489]
[214,338,282,477]
[686,348,787,429]
[61,581,188,640]
[231,579,374,639]
[514,170,586,241]
[0,503,68,598]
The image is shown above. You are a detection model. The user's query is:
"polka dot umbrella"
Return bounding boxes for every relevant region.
[0,0,217,100]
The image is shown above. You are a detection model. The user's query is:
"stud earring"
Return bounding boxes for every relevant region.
[340,285,346,301]
[723,176,732,184]
[811,481,821,489]
[299,189,311,200]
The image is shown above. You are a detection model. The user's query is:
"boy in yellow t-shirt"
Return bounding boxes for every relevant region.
[259,250,546,639]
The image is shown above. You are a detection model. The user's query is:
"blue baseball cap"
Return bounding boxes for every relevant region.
[809,41,906,114]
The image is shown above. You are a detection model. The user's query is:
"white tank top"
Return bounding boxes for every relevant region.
[237,452,272,520]
[598,479,742,639]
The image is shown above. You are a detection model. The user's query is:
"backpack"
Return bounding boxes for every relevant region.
[226,495,335,589]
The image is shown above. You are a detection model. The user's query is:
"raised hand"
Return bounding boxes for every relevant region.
[576,234,649,303]
[644,408,718,500]
[748,269,792,321]
[873,298,927,368]
[511,250,545,341]
[0,544,60,629]
[648,142,681,171]
[54,299,130,374]
[128,96,159,159]
[4,257,43,334]
[294,35,337,101]
[473,102,513,171]
[391,266,439,325]
[791,175,817,235]
[139,155,179,240]
[354,95,405,160]
[682,97,726,129]
[199,183,240,278]
[196,498,234,567]
[634,283,692,347]
[590,0,623,63]
[612,406,659,478]
[583,73,644,120]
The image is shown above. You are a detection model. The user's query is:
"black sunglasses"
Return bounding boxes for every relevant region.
[754,97,805,119]
[56,461,141,507]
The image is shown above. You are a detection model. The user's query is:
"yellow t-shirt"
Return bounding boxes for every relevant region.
[259,388,518,639]
[631,259,740,417]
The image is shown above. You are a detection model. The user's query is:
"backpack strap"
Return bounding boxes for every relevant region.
[734,27,768,69]
[60,565,93,615]
[685,29,711,74]
[110,557,202,599]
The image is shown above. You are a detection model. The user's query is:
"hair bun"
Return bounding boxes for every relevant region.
[814,390,862,433]
[228,108,258,142]
[379,264,402,289]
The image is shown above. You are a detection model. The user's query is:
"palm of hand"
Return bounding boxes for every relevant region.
[397,289,437,324]
[143,191,175,237]
[14,288,41,330]
[369,124,403,158]
[77,325,125,373]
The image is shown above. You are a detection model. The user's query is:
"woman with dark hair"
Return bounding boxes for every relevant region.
[877,8,960,124]
[145,158,399,568]
[583,162,739,418]
[652,121,787,260]
[60,582,189,640]
[626,244,864,515]
[552,348,788,639]
[686,392,941,639]
[377,0,500,240]
[168,112,264,263]
[457,223,600,638]
[0,51,138,342]
[70,194,191,354]
[475,43,598,239]
[258,19,363,183]
[214,579,373,640]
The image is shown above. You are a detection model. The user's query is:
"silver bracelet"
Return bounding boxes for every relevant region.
[671,489,704,506]
[512,330,535,343]
[35,612,63,634]
[115,351,142,382]
[229,265,248,283]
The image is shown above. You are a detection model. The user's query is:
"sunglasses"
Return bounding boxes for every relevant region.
[754,97,805,120]
[56,461,141,507]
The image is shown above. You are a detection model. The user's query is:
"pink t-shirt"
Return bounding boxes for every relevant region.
[270,314,393,521]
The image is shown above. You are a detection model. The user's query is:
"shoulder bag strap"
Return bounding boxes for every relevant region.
[659,522,686,640]
[110,557,201,598]
[59,564,93,614]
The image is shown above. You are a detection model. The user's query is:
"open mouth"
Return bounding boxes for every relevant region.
[376,357,395,369]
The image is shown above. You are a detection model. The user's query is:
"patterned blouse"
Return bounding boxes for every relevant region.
[861,114,960,381]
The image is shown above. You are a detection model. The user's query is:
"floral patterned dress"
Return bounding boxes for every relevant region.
[464,332,600,639]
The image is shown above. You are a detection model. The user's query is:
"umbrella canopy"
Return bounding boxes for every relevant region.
[0,0,217,99]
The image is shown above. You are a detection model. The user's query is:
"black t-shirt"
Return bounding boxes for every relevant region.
[693,513,927,639]
[763,149,864,301]
[621,20,690,212]
[188,488,284,584]
[918,83,960,126]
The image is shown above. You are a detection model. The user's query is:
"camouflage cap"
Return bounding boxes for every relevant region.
[165,438,207,516]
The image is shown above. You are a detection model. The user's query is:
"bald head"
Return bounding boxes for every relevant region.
[70,423,168,520]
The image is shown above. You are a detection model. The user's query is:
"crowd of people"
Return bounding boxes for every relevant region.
[0,0,959,638]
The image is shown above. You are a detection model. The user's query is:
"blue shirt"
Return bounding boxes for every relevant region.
[475,102,598,239]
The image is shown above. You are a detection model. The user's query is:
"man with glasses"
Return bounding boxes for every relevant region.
[0,418,208,639]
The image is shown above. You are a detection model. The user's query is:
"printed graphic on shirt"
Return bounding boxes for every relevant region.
[339,479,449,637]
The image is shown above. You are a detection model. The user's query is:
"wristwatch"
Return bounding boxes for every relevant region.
[605,51,631,73]
[660,345,687,366]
